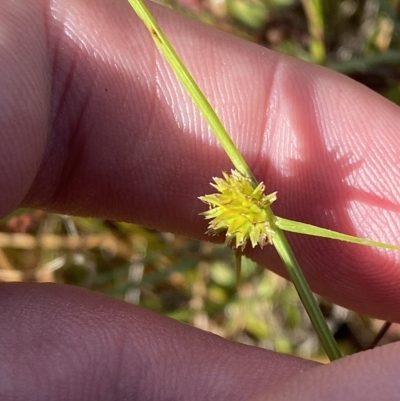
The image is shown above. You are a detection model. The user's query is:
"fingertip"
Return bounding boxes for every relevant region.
[258,343,400,401]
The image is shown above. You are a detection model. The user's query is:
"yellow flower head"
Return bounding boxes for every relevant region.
[199,170,277,250]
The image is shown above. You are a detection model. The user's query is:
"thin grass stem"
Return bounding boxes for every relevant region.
[126,0,342,360]
[301,0,326,64]
[126,0,255,182]
[272,225,342,361]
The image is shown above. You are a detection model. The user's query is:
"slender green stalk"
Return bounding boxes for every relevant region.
[272,225,342,360]
[126,0,255,182]
[301,0,326,64]
[127,0,341,361]
[235,250,242,287]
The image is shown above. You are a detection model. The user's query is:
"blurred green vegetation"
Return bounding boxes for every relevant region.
[2,0,400,361]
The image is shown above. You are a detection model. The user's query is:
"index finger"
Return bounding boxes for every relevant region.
[2,0,400,321]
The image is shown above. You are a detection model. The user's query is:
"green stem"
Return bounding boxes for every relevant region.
[301,0,326,64]
[272,224,342,361]
[126,0,255,182]
[126,0,341,361]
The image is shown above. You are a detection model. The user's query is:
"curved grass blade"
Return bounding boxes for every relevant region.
[276,217,400,250]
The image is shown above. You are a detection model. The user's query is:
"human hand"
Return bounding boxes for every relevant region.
[1,0,400,399]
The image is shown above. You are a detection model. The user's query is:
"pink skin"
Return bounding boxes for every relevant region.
[1,0,400,399]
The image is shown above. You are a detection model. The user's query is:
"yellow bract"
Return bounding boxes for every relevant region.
[199,170,277,250]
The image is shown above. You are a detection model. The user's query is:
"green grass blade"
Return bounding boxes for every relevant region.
[126,0,255,182]
[276,217,400,250]
[301,0,326,64]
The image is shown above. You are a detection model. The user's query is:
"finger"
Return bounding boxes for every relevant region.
[0,283,318,401]
[3,0,400,321]
[252,342,400,401]
[0,0,49,215]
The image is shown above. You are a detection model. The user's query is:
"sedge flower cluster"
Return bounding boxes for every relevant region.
[199,170,277,250]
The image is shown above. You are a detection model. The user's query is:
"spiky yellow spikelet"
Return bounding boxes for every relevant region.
[199,170,277,250]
